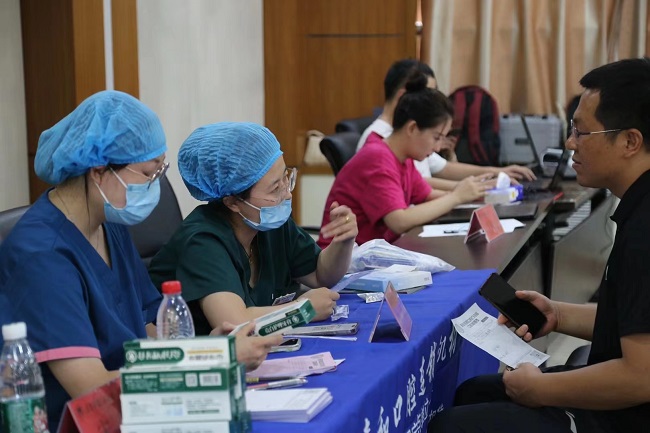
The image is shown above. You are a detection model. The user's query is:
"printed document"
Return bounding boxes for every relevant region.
[247,352,338,379]
[451,303,549,368]
[419,219,524,238]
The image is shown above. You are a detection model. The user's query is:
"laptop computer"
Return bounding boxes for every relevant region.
[434,149,570,223]
[519,114,550,178]
[519,114,576,180]
[521,147,571,193]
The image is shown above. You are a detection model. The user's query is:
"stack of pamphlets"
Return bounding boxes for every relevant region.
[119,336,250,433]
[245,388,332,423]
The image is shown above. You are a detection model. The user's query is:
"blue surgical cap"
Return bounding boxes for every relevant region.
[35,90,167,185]
[178,122,283,201]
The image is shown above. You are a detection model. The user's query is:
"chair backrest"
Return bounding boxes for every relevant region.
[0,205,30,246]
[335,115,377,134]
[319,132,361,175]
[127,176,183,267]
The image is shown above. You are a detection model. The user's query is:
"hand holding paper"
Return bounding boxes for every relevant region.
[451,303,549,368]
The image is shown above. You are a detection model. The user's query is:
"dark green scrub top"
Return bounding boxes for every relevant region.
[149,202,321,335]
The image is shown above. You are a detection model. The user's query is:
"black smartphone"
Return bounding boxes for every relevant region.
[478,273,547,337]
[269,338,302,353]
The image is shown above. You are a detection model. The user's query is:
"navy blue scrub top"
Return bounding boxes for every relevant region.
[0,191,161,429]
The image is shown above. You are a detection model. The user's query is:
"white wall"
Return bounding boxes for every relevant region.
[0,0,29,210]
[137,0,265,217]
[300,174,335,228]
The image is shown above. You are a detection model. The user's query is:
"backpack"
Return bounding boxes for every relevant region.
[449,85,501,166]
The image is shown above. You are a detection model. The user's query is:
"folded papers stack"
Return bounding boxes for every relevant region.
[245,388,332,423]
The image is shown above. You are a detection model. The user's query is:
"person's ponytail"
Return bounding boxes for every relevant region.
[393,72,454,131]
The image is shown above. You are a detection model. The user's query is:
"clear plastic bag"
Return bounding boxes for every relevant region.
[348,239,454,274]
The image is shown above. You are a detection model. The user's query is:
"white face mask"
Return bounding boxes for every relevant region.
[95,169,160,225]
[239,199,292,231]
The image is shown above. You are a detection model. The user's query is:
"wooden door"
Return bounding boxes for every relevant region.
[21,0,139,202]
[264,0,418,223]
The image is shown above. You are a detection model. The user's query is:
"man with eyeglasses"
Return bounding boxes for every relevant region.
[429,57,650,433]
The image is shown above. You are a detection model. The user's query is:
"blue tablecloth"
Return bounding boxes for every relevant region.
[253,269,499,433]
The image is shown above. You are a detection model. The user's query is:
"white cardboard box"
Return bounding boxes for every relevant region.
[342,270,432,293]
[120,420,245,433]
[121,390,244,425]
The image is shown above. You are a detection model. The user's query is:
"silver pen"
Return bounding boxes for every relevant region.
[247,377,308,391]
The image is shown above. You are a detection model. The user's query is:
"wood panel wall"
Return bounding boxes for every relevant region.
[264,0,417,223]
[112,0,140,97]
[21,0,139,202]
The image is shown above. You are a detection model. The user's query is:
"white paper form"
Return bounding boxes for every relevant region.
[419,219,525,238]
[247,352,338,379]
[451,303,549,368]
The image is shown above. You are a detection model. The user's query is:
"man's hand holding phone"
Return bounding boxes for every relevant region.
[497,290,559,342]
[479,273,556,341]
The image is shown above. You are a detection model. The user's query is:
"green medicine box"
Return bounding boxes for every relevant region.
[252,299,316,336]
[120,364,247,425]
[123,335,236,369]
[120,363,243,394]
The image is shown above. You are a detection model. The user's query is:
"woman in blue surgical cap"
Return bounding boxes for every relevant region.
[0,94,280,429]
[149,122,358,334]
[0,91,168,427]
[0,91,168,428]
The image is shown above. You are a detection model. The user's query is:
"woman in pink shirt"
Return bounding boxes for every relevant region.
[318,73,490,247]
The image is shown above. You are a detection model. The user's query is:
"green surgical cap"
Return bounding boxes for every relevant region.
[35,90,167,185]
[178,122,283,201]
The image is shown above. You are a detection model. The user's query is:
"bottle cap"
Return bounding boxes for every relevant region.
[162,281,182,295]
[2,322,27,340]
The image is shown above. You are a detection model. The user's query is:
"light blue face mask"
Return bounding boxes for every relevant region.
[95,170,161,226]
[239,199,292,231]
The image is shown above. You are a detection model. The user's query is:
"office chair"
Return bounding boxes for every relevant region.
[319,132,361,176]
[0,205,30,246]
[564,344,591,367]
[335,115,376,134]
[128,176,183,267]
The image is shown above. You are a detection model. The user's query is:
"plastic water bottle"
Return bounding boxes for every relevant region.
[156,281,195,339]
[0,322,49,433]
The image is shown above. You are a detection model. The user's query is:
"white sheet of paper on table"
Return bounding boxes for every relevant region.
[451,303,549,368]
[246,352,338,378]
[418,218,525,238]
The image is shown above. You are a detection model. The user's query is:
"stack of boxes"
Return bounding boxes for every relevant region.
[119,336,250,433]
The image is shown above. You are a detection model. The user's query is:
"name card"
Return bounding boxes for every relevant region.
[464,204,505,244]
[369,282,413,342]
[57,378,121,433]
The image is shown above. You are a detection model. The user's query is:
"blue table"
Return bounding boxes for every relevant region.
[253,269,498,433]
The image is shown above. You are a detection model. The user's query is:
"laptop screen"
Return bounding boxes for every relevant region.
[546,149,572,190]
[519,114,545,172]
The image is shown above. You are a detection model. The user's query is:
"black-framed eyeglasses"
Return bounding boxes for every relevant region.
[570,119,623,141]
[125,161,170,189]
